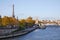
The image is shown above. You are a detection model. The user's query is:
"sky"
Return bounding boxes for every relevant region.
[0,0,60,20]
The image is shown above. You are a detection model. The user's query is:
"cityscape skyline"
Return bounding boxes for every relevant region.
[0,0,60,20]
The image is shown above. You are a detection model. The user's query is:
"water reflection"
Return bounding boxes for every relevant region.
[1,25,60,40]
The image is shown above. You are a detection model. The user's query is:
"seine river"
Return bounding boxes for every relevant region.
[2,25,60,40]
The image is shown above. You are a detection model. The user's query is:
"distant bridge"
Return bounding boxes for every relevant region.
[39,21,59,26]
[35,20,59,26]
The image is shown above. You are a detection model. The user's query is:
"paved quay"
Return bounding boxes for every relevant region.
[0,27,37,39]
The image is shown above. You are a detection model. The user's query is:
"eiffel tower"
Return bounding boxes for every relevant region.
[12,4,15,18]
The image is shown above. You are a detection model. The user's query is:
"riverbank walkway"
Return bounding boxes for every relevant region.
[0,27,38,39]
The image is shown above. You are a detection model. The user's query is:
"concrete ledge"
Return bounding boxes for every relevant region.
[0,27,37,39]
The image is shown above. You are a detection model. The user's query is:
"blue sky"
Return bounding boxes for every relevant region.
[0,0,60,20]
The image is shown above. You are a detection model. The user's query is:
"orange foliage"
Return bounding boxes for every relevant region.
[2,16,19,26]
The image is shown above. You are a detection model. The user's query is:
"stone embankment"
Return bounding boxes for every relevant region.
[0,27,38,39]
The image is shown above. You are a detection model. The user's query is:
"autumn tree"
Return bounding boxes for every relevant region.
[2,16,10,26]
[0,18,2,27]
[2,16,19,27]
[9,17,19,26]
[26,16,35,27]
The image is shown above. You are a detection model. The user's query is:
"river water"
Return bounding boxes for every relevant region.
[2,25,60,40]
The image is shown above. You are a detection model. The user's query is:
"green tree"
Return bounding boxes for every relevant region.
[19,19,26,30]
